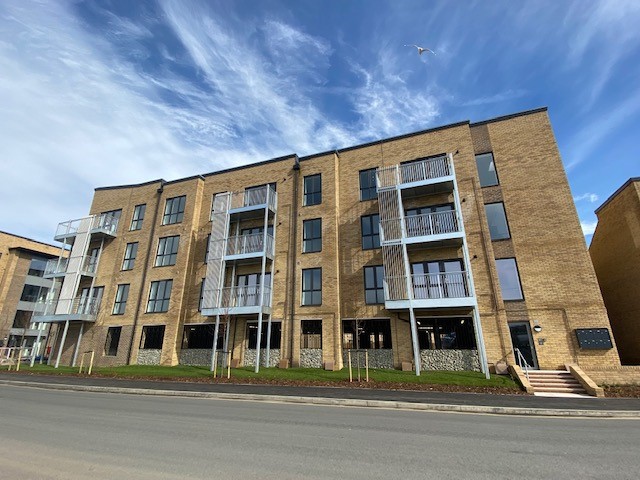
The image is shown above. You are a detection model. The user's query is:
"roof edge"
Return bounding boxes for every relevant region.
[0,230,61,251]
[470,107,548,127]
[595,177,640,214]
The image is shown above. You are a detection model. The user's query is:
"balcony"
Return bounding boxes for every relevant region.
[53,213,119,242]
[225,233,275,261]
[380,210,463,247]
[32,296,101,322]
[44,258,69,278]
[44,255,98,278]
[201,285,272,316]
[384,271,475,310]
[54,218,83,242]
[376,156,454,191]
[226,185,277,218]
[90,212,119,238]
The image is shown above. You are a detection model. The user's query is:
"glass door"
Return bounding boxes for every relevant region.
[509,322,538,369]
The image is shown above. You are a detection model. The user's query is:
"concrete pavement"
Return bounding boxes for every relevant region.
[2,372,640,417]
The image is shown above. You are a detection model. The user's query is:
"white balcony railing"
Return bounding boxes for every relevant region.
[91,212,119,235]
[205,285,272,310]
[32,296,101,318]
[381,210,460,242]
[55,219,82,238]
[44,258,69,276]
[228,185,277,211]
[376,155,451,189]
[385,271,471,301]
[226,233,274,257]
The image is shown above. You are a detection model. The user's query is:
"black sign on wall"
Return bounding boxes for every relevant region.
[575,328,613,350]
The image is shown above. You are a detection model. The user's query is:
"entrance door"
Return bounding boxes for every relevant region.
[509,322,538,369]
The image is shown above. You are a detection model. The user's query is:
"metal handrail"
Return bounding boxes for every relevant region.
[226,233,274,256]
[380,210,459,241]
[514,348,530,381]
[203,285,272,309]
[376,156,451,189]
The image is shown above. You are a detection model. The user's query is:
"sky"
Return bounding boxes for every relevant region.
[1,0,638,245]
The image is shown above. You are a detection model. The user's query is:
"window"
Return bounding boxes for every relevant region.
[20,284,48,303]
[361,214,380,250]
[359,168,377,201]
[235,273,271,306]
[155,235,179,267]
[104,326,122,356]
[130,204,146,230]
[303,174,321,206]
[27,257,48,277]
[417,318,476,350]
[302,218,322,253]
[198,278,205,311]
[122,242,138,270]
[496,258,524,300]
[204,234,211,263]
[364,265,385,304]
[112,284,130,315]
[246,322,281,349]
[140,325,165,349]
[97,209,122,232]
[182,324,224,349]
[163,195,186,225]
[342,319,392,349]
[475,152,499,187]
[12,310,33,329]
[301,320,322,349]
[302,268,322,305]
[485,202,511,240]
[243,183,275,207]
[147,280,173,313]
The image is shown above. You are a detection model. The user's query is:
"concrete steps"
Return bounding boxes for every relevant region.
[527,370,589,395]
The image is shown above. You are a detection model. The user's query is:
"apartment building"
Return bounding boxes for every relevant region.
[590,178,640,365]
[35,107,621,375]
[0,231,62,358]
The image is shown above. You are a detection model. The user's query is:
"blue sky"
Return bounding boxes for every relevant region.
[1,0,638,245]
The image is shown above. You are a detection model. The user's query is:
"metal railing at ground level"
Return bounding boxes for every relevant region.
[514,348,531,381]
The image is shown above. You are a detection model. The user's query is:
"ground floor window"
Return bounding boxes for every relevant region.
[417,317,476,350]
[140,325,165,349]
[246,321,281,349]
[301,320,322,349]
[342,319,392,349]
[104,326,122,356]
[182,324,225,349]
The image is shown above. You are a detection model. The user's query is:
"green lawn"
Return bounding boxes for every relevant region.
[1,363,519,389]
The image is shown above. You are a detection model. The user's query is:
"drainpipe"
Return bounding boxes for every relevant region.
[289,156,300,366]
[126,180,165,364]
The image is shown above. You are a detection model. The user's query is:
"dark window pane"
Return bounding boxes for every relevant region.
[104,326,122,356]
[361,214,380,250]
[359,169,377,201]
[303,174,322,206]
[475,153,499,187]
[140,325,165,349]
[302,268,322,305]
[485,203,510,240]
[496,258,523,300]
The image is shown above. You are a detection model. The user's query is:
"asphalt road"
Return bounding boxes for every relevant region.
[1,385,639,480]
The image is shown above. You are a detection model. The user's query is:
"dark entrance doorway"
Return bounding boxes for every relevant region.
[509,322,538,369]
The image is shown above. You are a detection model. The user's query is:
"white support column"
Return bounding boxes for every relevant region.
[265,316,273,367]
[30,323,43,367]
[449,153,489,378]
[210,315,220,372]
[71,321,84,367]
[265,190,277,368]
[254,187,272,373]
[223,317,231,367]
[54,320,70,368]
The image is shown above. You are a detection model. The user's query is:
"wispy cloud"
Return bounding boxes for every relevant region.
[573,193,600,203]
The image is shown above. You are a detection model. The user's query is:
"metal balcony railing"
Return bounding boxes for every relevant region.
[381,210,460,242]
[44,258,69,276]
[205,285,272,310]
[55,219,82,238]
[376,155,451,189]
[228,185,277,211]
[32,296,101,318]
[226,233,274,257]
[92,212,119,235]
[385,271,471,301]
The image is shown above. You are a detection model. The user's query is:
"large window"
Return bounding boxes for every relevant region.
[303,174,321,206]
[417,318,476,350]
[182,324,224,350]
[301,320,322,349]
[411,260,467,299]
[155,235,179,267]
[364,265,385,304]
[112,284,130,315]
[27,257,48,277]
[475,152,499,187]
[104,326,122,356]
[359,168,377,201]
[163,195,186,225]
[302,268,322,306]
[20,284,48,303]
[122,242,138,271]
[246,322,281,349]
[130,204,146,231]
[361,214,380,250]
[302,218,322,253]
[496,258,524,300]
[342,319,392,349]
[140,325,165,349]
[147,280,173,313]
[12,310,33,329]
[485,202,511,240]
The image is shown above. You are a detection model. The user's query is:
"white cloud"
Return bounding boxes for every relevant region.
[580,220,598,236]
[573,193,600,203]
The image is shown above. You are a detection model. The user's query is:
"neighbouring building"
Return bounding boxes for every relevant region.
[34,107,621,376]
[590,178,640,365]
[0,231,63,358]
